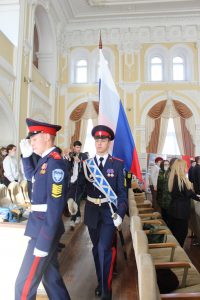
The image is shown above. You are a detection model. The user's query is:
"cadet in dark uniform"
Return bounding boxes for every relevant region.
[82,125,128,300]
[15,118,71,300]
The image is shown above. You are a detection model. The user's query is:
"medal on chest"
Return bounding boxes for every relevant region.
[40,163,47,174]
[106,168,114,177]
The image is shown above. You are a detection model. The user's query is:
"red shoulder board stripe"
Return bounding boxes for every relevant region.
[49,152,61,160]
[112,156,124,162]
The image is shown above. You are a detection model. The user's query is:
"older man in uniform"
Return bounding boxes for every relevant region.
[15,118,73,300]
[69,125,128,300]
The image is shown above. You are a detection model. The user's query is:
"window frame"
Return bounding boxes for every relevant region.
[145,45,168,82]
[74,59,88,84]
[70,48,90,85]
[149,55,164,82]
[169,45,193,82]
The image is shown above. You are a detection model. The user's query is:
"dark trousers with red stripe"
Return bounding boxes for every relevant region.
[88,222,116,298]
[15,238,70,300]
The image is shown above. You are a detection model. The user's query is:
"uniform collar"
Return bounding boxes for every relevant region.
[41,146,56,158]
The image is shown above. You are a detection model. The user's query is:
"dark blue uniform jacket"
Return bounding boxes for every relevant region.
[84,155,128,229]
[22,148,68,253]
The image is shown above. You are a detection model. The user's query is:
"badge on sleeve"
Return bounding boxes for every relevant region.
[52,169,64,183]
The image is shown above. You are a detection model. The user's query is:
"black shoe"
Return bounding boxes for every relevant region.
[95,285,102,297]
[101,290,112,300]
[101,296,111,300]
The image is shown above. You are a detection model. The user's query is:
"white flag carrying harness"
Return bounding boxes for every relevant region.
[83,158,118,207]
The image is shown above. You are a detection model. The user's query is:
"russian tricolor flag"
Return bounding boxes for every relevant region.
[98,49,142,181]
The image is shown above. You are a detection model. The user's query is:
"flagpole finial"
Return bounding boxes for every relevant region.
[99,31,102,49]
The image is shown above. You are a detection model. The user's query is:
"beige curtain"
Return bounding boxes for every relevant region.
[157,117,169,154]
[69,101,99,148]
[70,102,88,146]
[173,100,195,156]
[79,101,98,146]
[146,100,167,153]
[180,118,195,156]
[70,120,81,147]
[146,118,161,153]
[145,116,155,148]
[79,119,88,147]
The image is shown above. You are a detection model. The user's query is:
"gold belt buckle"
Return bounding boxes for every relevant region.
[96,198,101,206]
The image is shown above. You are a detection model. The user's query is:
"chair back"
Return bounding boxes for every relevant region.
[138,253,161,300]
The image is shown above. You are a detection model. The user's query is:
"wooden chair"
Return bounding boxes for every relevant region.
[0,184,11,207]
[137,253,200,300]
[20,180,30,203]
[7,181,29,208]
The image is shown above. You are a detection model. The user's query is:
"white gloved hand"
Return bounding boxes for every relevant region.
[113,214,122,228]
[20,139,33,158]
[33,248,48,257]
[68,198,78,215]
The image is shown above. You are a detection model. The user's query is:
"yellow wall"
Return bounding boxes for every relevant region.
[0,31,15,66]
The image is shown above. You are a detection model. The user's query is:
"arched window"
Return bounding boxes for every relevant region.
[74,59,88,83]
[150,56,163,81]
[170,45,193,82]
[172,56,185,81]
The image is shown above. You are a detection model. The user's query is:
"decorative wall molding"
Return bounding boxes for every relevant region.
[56,24,200,53]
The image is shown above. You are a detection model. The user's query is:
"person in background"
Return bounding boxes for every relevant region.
[124,170,133,196]
[149,156,163,210]
[192,157,200,194]
[188,160,196,183]
[0,147,7,184]
[168,159,200,247]
[3,144,19,186]
[69,125,128,300]
[65,141,88,229]
[156,160,171,226]
[15,118,72,300]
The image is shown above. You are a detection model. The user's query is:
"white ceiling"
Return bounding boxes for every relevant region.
[52,0,200,29]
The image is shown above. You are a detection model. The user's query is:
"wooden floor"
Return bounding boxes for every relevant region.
[37,207,138,300]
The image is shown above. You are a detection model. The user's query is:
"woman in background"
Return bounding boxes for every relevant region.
[156,160,170,225]
[168,159,200,247]
[3,144,19,186]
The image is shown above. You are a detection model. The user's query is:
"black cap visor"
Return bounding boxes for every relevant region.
[26,131,42,139]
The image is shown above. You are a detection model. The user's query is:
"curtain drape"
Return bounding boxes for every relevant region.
[146,100,167,153]
[69,101,99,147]
[70,120,81,147]
[146,118,161,153]
[146,99,195,156]
[180,117,195,156]
[157,117,169,154]
[173,100,194,156]
[79,101,98,146]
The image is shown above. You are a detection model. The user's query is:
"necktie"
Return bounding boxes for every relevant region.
[99,157,104,171]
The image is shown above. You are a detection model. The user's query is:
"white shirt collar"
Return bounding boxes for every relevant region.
[41,146,56,158]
